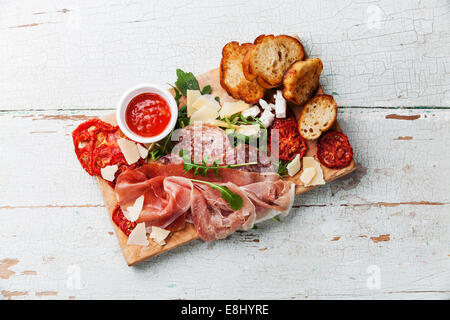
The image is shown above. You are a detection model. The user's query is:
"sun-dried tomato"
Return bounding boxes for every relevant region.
[72,119,116,175]
[271,117,307,161]
[317,131,353,169]
[73,119,144,182]
[112,204,136,236]
[90,128,127,176]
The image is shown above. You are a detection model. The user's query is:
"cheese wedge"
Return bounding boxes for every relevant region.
[219,101,251,118]
[137,144,148,159]
[235,124,260,136]
[302,157,325,186]
[205,119,239,128]
[287,154,301,176]
[190,104,219,123]
[187,90,202,117]
[150,226,170,246]
[117,138,140,165]
[123,195,144,222]
[127,222,149,246]
[300,167,316,185]
[191,95,220,113]
[100,165,118,182]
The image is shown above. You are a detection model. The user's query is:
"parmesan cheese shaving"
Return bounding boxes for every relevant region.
[191,95,221,113]
[300,167,316,185]
[137,143,149,159]
[123,195,144,222]
[219,101,251,118]
[127,222,149,246]
[302,157,325,186]
[117,138,140,165]
[150,226,170,246]
[100,165,118,182]
[287,154,301,176]
[235,124,260,136]
[187,90,202,117]
[190,104,219,122]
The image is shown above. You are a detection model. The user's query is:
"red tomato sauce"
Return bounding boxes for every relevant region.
[125,93,172,137]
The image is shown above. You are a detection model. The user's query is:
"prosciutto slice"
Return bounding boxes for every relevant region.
[116,174,192,228]
[115,163,294,241]
[190,182,256,241]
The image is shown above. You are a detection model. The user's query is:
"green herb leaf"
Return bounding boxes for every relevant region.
[277,160,289,177]
[175,69,200,96]
[190,179,243,211]
[180,150,256,177]
[215,96,220,103]
[201,85,211,95]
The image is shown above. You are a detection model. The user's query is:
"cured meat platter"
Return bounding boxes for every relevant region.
[72,35,357,266]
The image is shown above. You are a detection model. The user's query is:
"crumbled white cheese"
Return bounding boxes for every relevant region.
[137,144,149,159]
[274,90,286,118]
[287,154,301,176]
[259,99,275,111]
[150,226,171,246]
[241,105,260,118]
[123,195,144,222]
[117,138,140,165]
[258,108,275,128]
[100,165,118,182]
[127,222,149,246]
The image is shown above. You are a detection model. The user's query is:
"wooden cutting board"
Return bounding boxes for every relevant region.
[97,67,357,266]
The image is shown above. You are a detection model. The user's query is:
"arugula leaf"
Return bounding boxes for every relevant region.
[175,69,200,96]
[177,105,190,128]
[277,160,289,177]
[201,85,211,95]
[190,179,243,211]
[179,150,257,177]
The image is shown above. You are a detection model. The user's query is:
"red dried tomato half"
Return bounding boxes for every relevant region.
[271,117,307,161]
[73,119,142,181]
[317,131,353,169]
[72,119,116,175]
[112,204,136,236]
[90,127,128,176]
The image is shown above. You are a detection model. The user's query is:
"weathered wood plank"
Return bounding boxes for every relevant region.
[0,0,448,110]
[0,204,448,299]
[0,109,448,208]
[0,108,449,299]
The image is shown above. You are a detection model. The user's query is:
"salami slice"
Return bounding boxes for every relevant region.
[317,131,353,169]
[171,123,234,165]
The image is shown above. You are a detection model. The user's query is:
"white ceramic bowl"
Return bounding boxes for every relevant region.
[116,83,178,144]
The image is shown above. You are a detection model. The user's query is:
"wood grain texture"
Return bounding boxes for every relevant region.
[0,0,449,300]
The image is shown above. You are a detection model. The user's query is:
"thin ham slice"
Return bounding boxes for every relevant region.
[171,123,234,165]
[115,163,294,241]
[115,174,192,228]
[242,181,295,222]
[190,182,255,241]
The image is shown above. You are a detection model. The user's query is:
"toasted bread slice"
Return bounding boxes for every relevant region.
[298,94,337,140]
[242,34,305,88]
[220,41,265,104]
[282,58,323,106]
